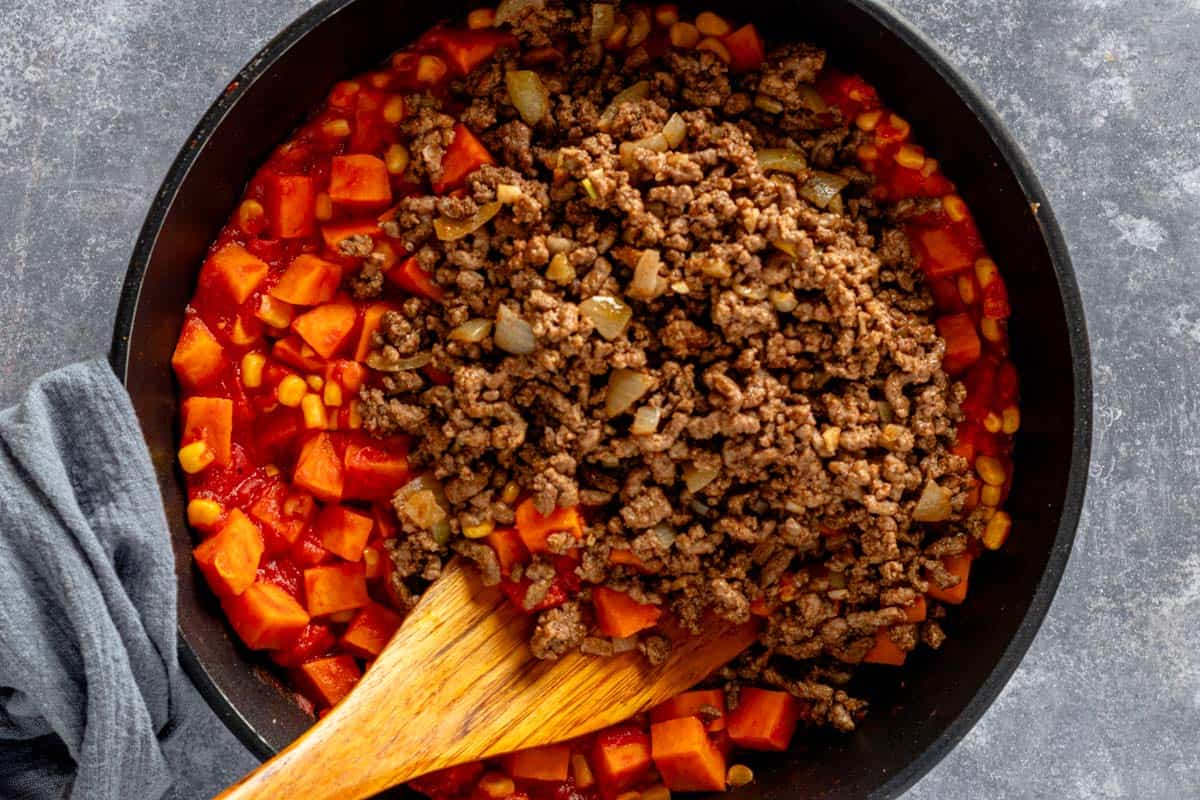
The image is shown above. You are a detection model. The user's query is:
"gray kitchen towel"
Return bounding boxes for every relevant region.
[0,359,179,799]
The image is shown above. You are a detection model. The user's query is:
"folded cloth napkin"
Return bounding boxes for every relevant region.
[0,359,179,800]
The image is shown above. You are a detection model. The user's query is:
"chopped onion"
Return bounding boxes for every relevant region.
[579,295,632,340]
[912,480,953,522]
[546,235,573,254]
[591,4,616,42]
[495,0,544,25]
[733,283,768,301]
[605,368,653,417]
[662,113,687,148]
[628,249,665,300]
[396,474,450,532]
[449,318,493,343]
[756,148,808,174]
[770,289,798,313]
[496,183,523,204]
[799,171,850,209]
[598,81,650,130]
[434,200,502,241]
[546,252,575,284]
[651,523,675,548]
[670,280,690,294]
[611,636,638,653]
[683,462,720,493]
[795,85,829,113]
[630,405,661,435]
[772,239,799,259]
[754,94,784,114]
[506,70,549,125]
[495,306,537,355]
[365,351,432,372]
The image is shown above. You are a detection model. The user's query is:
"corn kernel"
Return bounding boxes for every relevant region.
[894,143,926,170]
[277,375,307,407]
[887,113,911,140]
[314,192,334,222]
[463,520,495,539]
[301,393,328,429]
[368,71,392,89]
[230,316,259,346]
[571,754,595,789]
[983,510,1012,550]
[323,382,344,407]
[477,773,515,800]
[695,11,730,36]
[983,411,1003,433]
[255,295,294,329]
[641,785,670,800]
[975,455,1006,486]
[322,118,352,138]
[385,143,410,175]
[668,21,700,48]
[417,55,447,85]
[382,94,406,124]
[727,765,754,787]
[980,317,1003,342]
[856,143,879,161]
[265,464,281,477]
[329,80,360,109]
[306,374,325,392]
[1002,405,1021,434]
[236,199,265,234]
[240,352,266,389]
[363,546,381,576]
[975,257,999,289]
[695,36,731,63]
[981,483,1002,507]
[957,274,977,305]
[501,481,520,505]
[627,9,652,47]
[328,609,356,624]
[605,22,630,49]
[615,791,641,800]
[178,441,215,474]
[754,94,784,114]
[943,194,968,222]
[467,7,496,29]
[348,400,363,429]
[187,498,223,528]
[855,109,883,131]
[921,157,940,177]
[655,4,680,27]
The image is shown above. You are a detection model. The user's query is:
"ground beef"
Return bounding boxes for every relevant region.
[352,0,989,733]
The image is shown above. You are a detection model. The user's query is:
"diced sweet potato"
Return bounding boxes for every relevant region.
[592,586,662,639]
[270,255,343,306]
[486,528,529,577]
[316,504,374,561]
[343,437,411,501]
[926,553,971,604]
[591,725,652,792]
[722,24,765,73]
[294,654,361,707]
[304,562,369,617]
[650,717,726,792]
[386,255,445,301]
[340,602,403,659]
[272,335,327,373]
[193,508,265,597]
[172,316,226,388]
[915,226,974,277]
[650,689,727,732]
[904,594,928,623]
[421,28,517,76]
[320,219,382,251]
[608,548,645,569]
[863,628,907,666]
[248,481,315,545]
[291,300,358,360]
[221,580,310,650]
[505,743,571,783]
[514,499,584,553]
[325,359,369,393]
[205,243,269,304]
[181,396,234,467]
[726,688,800,751]
[293,432,344,502]
[936,313,982,375]
[329,154,393,208]
[265,174,316,239]
[354,301,398,361]
[433,124,494,194]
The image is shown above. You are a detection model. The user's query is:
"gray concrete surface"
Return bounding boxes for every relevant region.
[0,1,1197,797]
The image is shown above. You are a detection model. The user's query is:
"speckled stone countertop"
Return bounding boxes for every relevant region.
[1,1,1197,797]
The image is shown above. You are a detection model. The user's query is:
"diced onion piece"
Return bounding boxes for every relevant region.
[591,4,616,42]
[912,480,953,522]
[579,295,633,340]
[770,289,798,313]
[651,523,675,548]
[630,405,661,435]
[612,636,638,653]
[397,474,450,532]
[547,235,573,254]
[772,239,799,258]
[495,0,545,25]
[605,368,654,417]
[628,249,665,300]
[757,148,808,174]
[799,171,850,209]
[734,283,767,301]
[754,94,784,114]
[598,81,650,129]
[497,183,523,204]
[683,462,720,493]
[495,306,537,354]
[662,113,687,148]
[449,318,494,343]
[434,201,502,241]
[546,252,576,284]
[795,85,829,113]
[619,133,669,170]
[506,70,550,125]
[365,351,432,372]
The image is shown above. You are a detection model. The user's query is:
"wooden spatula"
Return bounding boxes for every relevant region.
[216,559,758,800]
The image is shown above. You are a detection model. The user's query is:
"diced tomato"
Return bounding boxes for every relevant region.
[290,526,331,568]
[981,274,1011,320]
[591,724,652,793]
[409,763,485,800]
[254,408,305,459]
[270,622,337,667]
[264,174,316,239]
[257,557,303,599]
[727,688,800,751]
[815,69,879,120]
[386,255,444,301]
[432,124,494,194]
[592,587,662,639]
[721,24,765,73]
[420,28,517,76]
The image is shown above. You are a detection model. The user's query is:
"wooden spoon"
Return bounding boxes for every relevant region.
[216,559,759,800]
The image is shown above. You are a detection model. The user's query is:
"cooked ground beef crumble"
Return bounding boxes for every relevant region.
[352,2,989,731]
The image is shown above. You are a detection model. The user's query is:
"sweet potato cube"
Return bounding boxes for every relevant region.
[354,301,398,361]
[650,717,726,792]
[386,256,444,301]
[514,499,584,553]
[270,254,343,306]
[295,654,362,707]
[343,437,411,501]
[340,602,403,658]
[329,154,393,208]
[291,300,358,360]
[727,688,800,751]
[304,562,369,617]
[193,509,265,597]
[592,586,663,639]
[926,554,971,604]
[936,313,982,375]
[204,243,269,304]
[422,29,517,76]
[273,335,327,373]
[592,725,652,792]
[320,218,382,251]
[904,594,928,623]
[316,504,375,561]
[172,316,226,388]
[916,227,974,277]
[181,396,234,466]
[326,359,369,393]
[293,432,344,502]
[265,174,316,239]
[650,689,727,732]
[722,24,765,73]
[221,580,310,650]
[863,628,907,666]
[248,481,315,545]
[486,528,529,577]
[433,124,494,194]
[505,744,572,783]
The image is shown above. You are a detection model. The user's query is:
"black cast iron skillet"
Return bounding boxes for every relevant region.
[110,1,1091,797]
